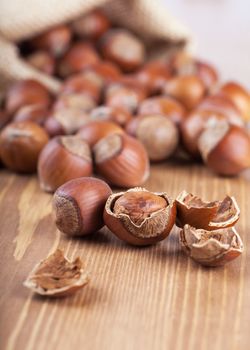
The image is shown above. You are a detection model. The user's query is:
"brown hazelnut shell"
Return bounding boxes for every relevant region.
[104,187,176,246]
[180,225,243,267]
[13,104,49,126]
[176,190,240,230]
[26,51,55,75]
[53,177,112,236]
[89,106,132,127]
[24,249,89,297]
[38,136,93,192]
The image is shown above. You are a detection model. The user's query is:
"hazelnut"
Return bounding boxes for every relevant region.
[169,52,218,91]
[104,187,176,245]
[176,190,240,230]
[5,79,51,116]
[58,42,100,78]
[138,96,186,126]
[100,29,145,72]
[24,249,89,297]
[181,109,244,158]
[126,114,179,161]
[38,136,93,192]
[13,104,49,126]
[198,119,250,176]
[136,60,171,94]
[0,121,49,173]
[89,106,132,127]
[29,25,72,58]
[53,93,96,113]
[93,133,150,187]
[60,71,103,103]
[163,75,206,110]
[26,51,55,75]
[219,81,250,121]
[83,61,121,84]
[180,225,243,267]
[72,10,110,40]
[53,177,112,236]
[77,120,124,147]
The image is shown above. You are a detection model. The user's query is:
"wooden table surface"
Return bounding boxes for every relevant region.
[1,1,250,350]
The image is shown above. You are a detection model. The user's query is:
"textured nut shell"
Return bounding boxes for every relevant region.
[38,136,92,192]
[176,190,240,230]
[90,106,132,127]
[94,133,150,188]
[180,225,243,266]
[104,188,176,246]
[24,249,89,297]
[53,177,112,236]
[198,121,250,176]
[77,120,124,147]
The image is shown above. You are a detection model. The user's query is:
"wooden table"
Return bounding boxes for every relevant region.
[1,164,250,350]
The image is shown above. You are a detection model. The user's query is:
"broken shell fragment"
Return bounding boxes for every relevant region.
[176,190,240,230]
[180,224,243,266]
[23,249,89,297]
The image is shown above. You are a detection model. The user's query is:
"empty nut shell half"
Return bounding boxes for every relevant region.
[176,190,240,230]
[104,187,176,246]
[93,133,150,188]
[24,249,89,297]
[180,224,243,267]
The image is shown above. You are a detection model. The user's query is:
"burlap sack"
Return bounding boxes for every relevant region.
[0,0,192,93]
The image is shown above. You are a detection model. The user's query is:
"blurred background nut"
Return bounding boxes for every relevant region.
[38,135,93,192]
[13,104,49,126]
[163,75,206,110]
[53,177,112,236]
[126,114,179,161]
[26,51,55,75]
[0,121,49,173]
[83,61,121,84]
[198,119,250,176]
[100,29,145,72]
[104,187,176,245]
[77,120,124,147]
[72,9,111,40]
[29,25,72,58]
[180,224,243,267]
[93,133,150,188]
[5,79,51,116]
[89,106,132,127]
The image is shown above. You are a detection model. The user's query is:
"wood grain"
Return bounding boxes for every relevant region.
[0,163,250,350]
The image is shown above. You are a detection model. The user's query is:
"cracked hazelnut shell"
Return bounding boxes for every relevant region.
[77,120,124,147]
[180,225,243,267]
[0,121,49,173]
[198,119,250,176]
[176,190,240,230]
[38,135,93,192]
[24,249,89,297]
[53,177,112,236]
[89,106,132,127]
[126,114,179,161]
[93,133,150,188]
[104,187,176,246]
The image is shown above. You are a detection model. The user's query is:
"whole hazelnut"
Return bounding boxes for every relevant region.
[198,119,250,176]
[163,75,206,110]
[83,61,121,84]
[89,106,132,127]
[126,115,179,161]
[72,10,110,40]
[138,96,186,126]
[93,133,150,187]
[53,177,112,236]
[104,187,176,246]
[13,104,49,126]
[180,225,243,267]
[58,42,100,78]
[29,25,72,58]
[169,52,218,91]
[26,51,55,75]
[38,136,93,192]
[77,120,124,147]
[219,81,250,122]
[0,121,49,173]
[181,110,244,158]
[6,79,51,115]
[100,29,145,72]
[53,93,96,113]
